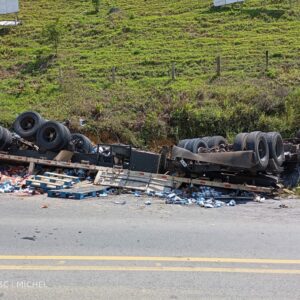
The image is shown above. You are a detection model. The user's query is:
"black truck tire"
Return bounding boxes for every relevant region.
[13,111,45,140]
[207,136,227,148]
[36,121,71,151]
[71,133,93,154]
[233,133,249,151]
[246,131,269,170]
[266,132,285,167]
[62,124,73,149]
[0,127,7,150]
[0,127,13,150]
[0,126,5,142]
[192,138,208,153]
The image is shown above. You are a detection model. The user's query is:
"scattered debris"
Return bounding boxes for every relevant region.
[64,169,87,179]
[0,164,270,209]
[197,198,225,208]
[282,166,300,188]
[159,186,252,208]
[98,191,108,197]
[254,195,266,203]
[0,165,30,193]
[227,200,236,206]
[21,236,36,241]
[279,204,288,209]
[40,204,48,209]
[79,118,86,127]
[113,200,126,205]
[282,188,295,195]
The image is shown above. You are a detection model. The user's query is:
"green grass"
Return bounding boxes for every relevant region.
[0,0,300,147]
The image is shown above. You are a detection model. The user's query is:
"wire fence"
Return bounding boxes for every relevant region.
[94,50,300,83]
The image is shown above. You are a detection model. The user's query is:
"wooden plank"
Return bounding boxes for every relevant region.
[28,162,35,174]
[98,174,166,186]
[97,179,166,192]
[0,153,103,171]
[29,183,58,189]
[44,172,80,180]
[53,150,74,162]
[53,185,109,193]
[94,170,102,185]
[26,179,65,188]
[34,175,73,184]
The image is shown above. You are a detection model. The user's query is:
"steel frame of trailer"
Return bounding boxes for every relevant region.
[0,152,276,194]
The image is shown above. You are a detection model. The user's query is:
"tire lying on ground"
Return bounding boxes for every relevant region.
[0,126,13,150]
[266,132,285,167]
[207,136,227,148]
[13,111,45,141]
[36,121,71,152]
[233,133,249,151]
[246,131,269,170]
[192,138,208,153]
[71,133,93,154]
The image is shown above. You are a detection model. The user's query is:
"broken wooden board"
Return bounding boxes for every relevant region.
[94,169,175,192]
[94,168,276,194]
[53,150,74,162]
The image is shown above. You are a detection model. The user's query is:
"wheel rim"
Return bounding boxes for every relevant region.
[42,127,57,142]
[72,137,84,149]
[20,117,35,131]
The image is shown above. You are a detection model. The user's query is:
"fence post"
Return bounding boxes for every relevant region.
[216,56,221,77]
[171,62,176,80]
[112,66,116,83]
[58,67,63,87]
[265,50,269,72]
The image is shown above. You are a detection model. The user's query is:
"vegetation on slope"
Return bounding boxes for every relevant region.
[0,0,299,147]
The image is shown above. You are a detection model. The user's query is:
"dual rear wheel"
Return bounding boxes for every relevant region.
[233,131,284,170]
[178,136,227,154]
[13,111,93,153]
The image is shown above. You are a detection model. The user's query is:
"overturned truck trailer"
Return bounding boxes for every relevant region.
[0,111,299,191]
[171,132,300,189]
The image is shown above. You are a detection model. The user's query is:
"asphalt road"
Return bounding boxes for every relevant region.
[0,193,300,299]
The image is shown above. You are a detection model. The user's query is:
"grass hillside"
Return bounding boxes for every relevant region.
[0,0,300,147]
